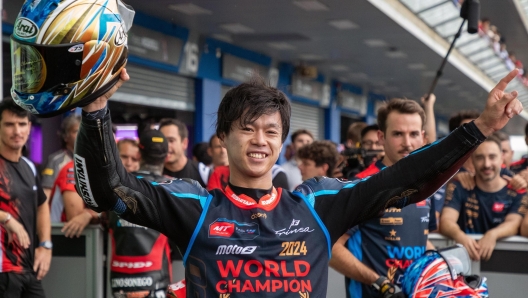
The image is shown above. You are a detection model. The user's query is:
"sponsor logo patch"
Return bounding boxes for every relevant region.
[209,219,260,240]
[273,219,314,237]
[14,17,39,39]
[380,217,403,225]
[492,202,505,213]
[385,229,401,241]
[74,154,98,207]
[111,277,153,288]
[216,245,257,255]
[251,212,267,220]
[112,261,153,269]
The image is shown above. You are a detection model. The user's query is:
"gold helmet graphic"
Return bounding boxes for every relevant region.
[11,0,134,117]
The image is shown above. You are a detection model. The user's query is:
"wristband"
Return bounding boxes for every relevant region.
[1,213,11,225]
[372,276,388,291]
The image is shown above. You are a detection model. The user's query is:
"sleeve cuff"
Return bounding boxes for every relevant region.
[82,106,108,120]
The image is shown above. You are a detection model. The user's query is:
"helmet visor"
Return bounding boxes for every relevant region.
[11,36,83,95]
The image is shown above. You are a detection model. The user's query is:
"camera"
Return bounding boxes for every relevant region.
[340,147,383,179]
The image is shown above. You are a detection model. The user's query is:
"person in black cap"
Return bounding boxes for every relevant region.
[109,130,172,298]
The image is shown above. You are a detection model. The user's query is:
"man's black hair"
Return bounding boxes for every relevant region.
[193,142,212,165]
[216,76,291,143]
[448,110,480,132]
[360,124,379,139]
[0,97,30,122]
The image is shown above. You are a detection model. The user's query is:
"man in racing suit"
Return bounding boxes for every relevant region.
[74,69,523,297]
[109,130,172,298]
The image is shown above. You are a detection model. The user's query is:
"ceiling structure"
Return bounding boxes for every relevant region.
[3,0,526,134]
[123,0,527,134]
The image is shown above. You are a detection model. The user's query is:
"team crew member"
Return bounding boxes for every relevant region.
[281,129,314,190]
[41,114,80,198]
[110,130,172,298]
[160,118,210,187]
[330,99,436,298]
[74,69,522,297]
[297,140,340,180]
[0,98,51,297]
[510,123,528,173]
[117,138,140,173]
[208,135,228,168]
[48,160,100,238]
[440,137,528,261]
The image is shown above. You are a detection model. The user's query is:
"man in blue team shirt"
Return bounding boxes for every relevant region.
[330,98,436,298]
[440,136,528,261]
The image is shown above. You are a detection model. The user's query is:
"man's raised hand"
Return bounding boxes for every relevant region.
[474,69,523,137]
[82,68,130,112]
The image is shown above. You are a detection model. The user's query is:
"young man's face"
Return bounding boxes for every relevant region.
[378,112,424,165]
[298,159,327,181]
[292,133,313,154]
[0,111,31,151]
[501,139,513,168]
[118,142,140,173]
[361,130,383,151]
[472,141,502,182]
[208,136,228,167]
[160,124,188,166]
[221,112,283,180]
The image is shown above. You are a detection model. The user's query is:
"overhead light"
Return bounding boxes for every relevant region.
[293,1,329,11]
[329,19,358,30]
[407,63,426,70]
[220,23,255,34]
[212,34,232,43]
[268,42,296,50]
[364,39,388,47]
[331,65,349,72]
[422,71,436,77]
[168,3,212,15]
[385,50,407,59]
[299,53,325,61]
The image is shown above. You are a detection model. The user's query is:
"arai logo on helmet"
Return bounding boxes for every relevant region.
[14,17,39,39]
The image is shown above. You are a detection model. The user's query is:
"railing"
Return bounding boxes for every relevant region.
[42,224,104,298]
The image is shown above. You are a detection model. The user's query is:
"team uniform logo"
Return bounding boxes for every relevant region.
[385,229,401,241]
[273,219,314,237]
[492,202,505,213]
[73,154,98,207]
[209,219,260,240]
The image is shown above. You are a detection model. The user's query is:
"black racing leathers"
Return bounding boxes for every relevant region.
[74,107,486,258]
